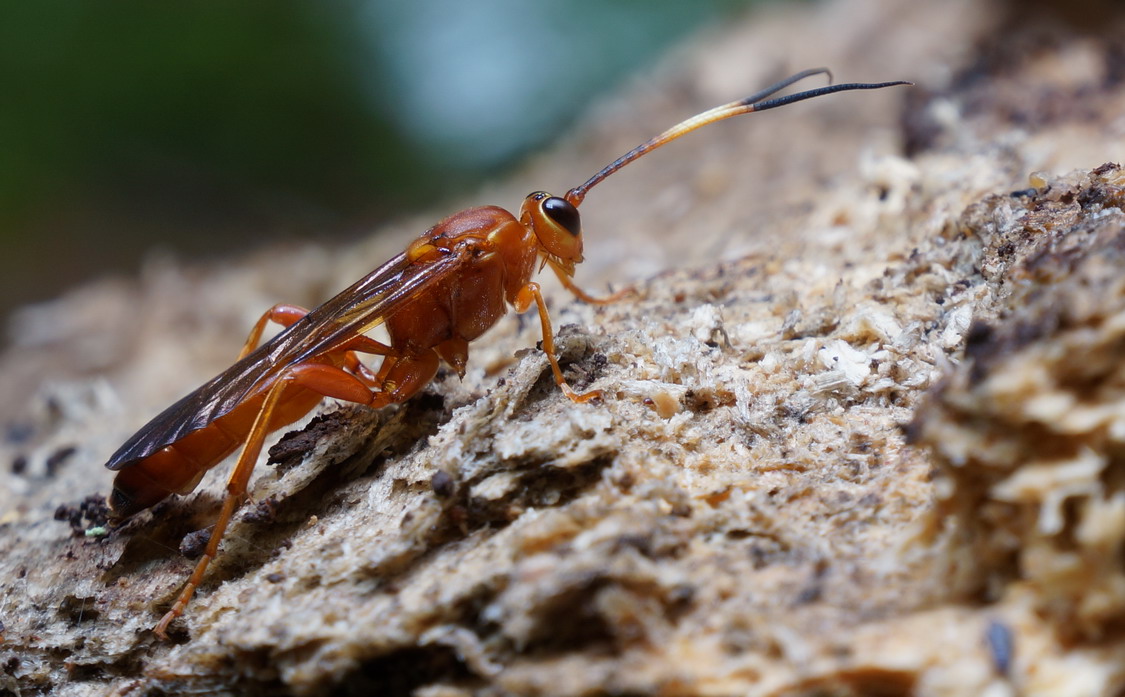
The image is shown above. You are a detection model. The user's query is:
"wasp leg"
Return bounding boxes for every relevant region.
[435,337,470,378]
[339,335,397,388]
[547,259,634,305]
[514,282,601,403]
[238,304,310,359]
[344,352,382,388]
[340,334,394,356]
[365,351,441,406]
[153,361,376,639]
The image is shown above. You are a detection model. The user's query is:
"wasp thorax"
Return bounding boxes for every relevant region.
[521,191,584,268]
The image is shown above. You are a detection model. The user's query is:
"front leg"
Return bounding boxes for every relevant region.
[547,259,634,305]
[513,282,601,403]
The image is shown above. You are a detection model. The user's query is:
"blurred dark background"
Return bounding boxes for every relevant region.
[0,1,751,335]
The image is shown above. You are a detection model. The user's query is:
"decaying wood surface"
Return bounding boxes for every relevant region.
[3,0,1125,694]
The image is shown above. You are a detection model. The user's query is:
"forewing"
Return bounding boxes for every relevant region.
[106,247,473,470]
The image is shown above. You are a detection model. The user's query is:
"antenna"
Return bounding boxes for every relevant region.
[564,68,911,207]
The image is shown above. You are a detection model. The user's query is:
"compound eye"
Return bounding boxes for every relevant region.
[542,196,581,237]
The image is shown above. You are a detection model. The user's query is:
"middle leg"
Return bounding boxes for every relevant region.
[514,282,601,403]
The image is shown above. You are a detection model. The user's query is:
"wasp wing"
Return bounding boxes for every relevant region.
[106,245,475,471]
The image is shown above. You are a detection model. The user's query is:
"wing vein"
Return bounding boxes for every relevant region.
[106,244,477,470]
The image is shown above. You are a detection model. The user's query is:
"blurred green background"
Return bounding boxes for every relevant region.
[0,1,751,336]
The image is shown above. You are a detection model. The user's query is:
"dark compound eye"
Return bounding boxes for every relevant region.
[542,196,581,236]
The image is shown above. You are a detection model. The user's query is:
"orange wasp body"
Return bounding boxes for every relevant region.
[105,70,908,637]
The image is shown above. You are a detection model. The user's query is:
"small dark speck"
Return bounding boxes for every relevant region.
[45,446,77,477]
[795,584,822,604]
[11,455,28,475]
[964,321,994,358]
[180,529,211,560]
[4,422,33,446]
[986,620,1014,675]
[667,583,695,606]
[242,497,278,524]
[858,493,882,508]
[431,470,455,498]
[615,471,635,490]
[266,573,285,584]
[2,655,17,674]
[1009,188,1037,198]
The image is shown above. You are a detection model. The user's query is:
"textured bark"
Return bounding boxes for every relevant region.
[3,0,1125,695]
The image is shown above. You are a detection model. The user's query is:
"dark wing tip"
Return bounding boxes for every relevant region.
[104,450,140,471]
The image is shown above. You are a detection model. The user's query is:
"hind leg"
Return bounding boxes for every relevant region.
[239,304,309,359]
[153,362,377,638]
